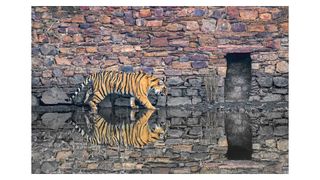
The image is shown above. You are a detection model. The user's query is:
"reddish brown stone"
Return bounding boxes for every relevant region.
[62,35,73,43]
[276,61,288,73]
[259,13,272,20]
[55,56,71,65]
[73,34,83,43]
[265,24,278,32]
[119,56,131,64]
[150,37,168,47]
[248,24,265,32]
[226,7,239,18]
[144,51,168,57]
[111,18,125,26]
[71,15,85,23]
[59,48,70,54]
[185,21,199,31]
[121,45,136,53]
[42,70,52,78]
[32,22,43,29]
[102,60,118,67]
[169,39,189,47]
[64,70,74,77]
[139,9,151,17]
[239,10,258,20]
[146,20,163,27]
[172,61,191,69]
[100,15,111,24]
[280,22,288,33]
[86,47,98,53]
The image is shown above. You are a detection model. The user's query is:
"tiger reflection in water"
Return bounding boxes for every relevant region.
[69,109,166,148]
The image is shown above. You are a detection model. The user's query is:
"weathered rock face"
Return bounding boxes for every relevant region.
[32,6,288,106]
[41,112,72,129]
[41,87,71,105]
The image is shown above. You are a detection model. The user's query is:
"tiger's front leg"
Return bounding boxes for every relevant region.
[130,97,139,109]
[136,95,156,110]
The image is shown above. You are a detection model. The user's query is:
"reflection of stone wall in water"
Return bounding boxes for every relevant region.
[225,112,252,160]
[32,6,288,106]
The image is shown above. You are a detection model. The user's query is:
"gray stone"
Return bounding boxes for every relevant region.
[257,77,273,87]
[274,126,288,136]
[52,68,63,77]
[40,161,58,173]
[201,19,217,33]
[186,89,198,96]
[167,77,184,86]
[41,87,71,104]
[167,109,191,117]
[41,113,72,129]
[190,152,210,160]
[189,126,202,136]
[68,75,85,85]
[171,118,183,125]
[169,88,182,96]
[192,97,202,104]
[156,96,167,107]
[261,94,282,102]
[187,118,198,125]
[272,88,288,94]
[40,44,57,55]
[32,95,39,106]
[165,138,182,145]
[168,129,184,138]
[273,77,288,87]
[167,97,191,106]
[259,126,273,136]
[188,78,202,86]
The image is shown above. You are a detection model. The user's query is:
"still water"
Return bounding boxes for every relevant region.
[32,103,288,174]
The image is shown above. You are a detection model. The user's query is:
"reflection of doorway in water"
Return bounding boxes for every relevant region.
[225,112,252,160]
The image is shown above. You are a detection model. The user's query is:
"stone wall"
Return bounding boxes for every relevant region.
[32,6,288,106]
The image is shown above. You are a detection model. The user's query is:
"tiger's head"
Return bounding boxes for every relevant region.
[148,75,167,96]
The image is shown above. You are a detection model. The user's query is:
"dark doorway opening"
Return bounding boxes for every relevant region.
[225,53,252,102]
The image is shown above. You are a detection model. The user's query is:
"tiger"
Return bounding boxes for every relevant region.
[69,109,165,148]
[68,70,167,113]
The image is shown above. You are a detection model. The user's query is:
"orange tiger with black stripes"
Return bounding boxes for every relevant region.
[69,70,167,113]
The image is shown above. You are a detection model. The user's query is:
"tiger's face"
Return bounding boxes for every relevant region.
[149,77,167,96]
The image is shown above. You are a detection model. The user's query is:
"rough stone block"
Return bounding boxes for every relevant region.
[276,61,288,73]
[41,112,72,129]
[257,77,273,87]
[41,87,71,104]
[273,77,288,87]
[167,77,184,86]
[201,19,217,33]
[261,94,282,102]
[239,10,258,20]
[167,97,191,106]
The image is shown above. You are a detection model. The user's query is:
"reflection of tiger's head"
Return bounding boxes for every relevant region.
[148,75,167,96]
[134,110,165,147]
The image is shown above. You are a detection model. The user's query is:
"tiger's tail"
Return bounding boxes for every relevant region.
[67,116,96,144]
[66,75,92,103]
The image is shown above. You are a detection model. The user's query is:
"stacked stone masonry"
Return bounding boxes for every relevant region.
[32,6,288,106]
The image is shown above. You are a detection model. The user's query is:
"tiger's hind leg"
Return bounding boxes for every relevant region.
[136,95,156,110]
